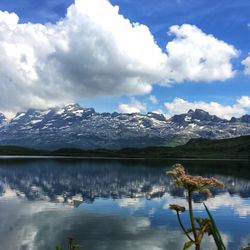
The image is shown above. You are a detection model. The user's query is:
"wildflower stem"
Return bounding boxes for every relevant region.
[167,164,224,249]
[188,190,200,250]
[197,222,209,242]
[176,211,194,242]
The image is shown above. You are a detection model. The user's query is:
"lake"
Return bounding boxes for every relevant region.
[0,157,249,250]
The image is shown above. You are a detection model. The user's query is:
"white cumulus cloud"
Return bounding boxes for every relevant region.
[0,0,239,114]
[118,98,147,113]
[0,11,19,25]
[164,96,250,119]
[0,1,164,113]
[165,24,239,82]
[242,53,250,75]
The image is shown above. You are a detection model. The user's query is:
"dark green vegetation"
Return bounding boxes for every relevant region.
[56,237,80,250]
[0,135,249,159]
[0,146,47,156]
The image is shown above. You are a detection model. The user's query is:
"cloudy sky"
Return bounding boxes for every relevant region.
[0,0,249,119]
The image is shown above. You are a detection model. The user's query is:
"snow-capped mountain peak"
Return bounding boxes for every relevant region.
[171,109,226,124]
[0,104,249,149]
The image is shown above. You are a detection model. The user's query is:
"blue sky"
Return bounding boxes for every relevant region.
[0,0,249,119]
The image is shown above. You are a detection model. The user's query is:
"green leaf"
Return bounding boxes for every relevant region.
[72,244,81,249]
[195,217,202,226]
[199,185,209,190]
[203,202,226,250]
[200,218,210,228]
[183,241,194,250]
[185,228,193,234]
[56,246,63,250]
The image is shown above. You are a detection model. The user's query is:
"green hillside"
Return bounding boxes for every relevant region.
[0,135,249,159]
[0,146,47,156]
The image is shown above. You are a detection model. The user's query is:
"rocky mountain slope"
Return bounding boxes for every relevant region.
[0,104,249,149]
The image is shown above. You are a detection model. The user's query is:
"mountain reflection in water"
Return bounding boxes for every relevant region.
[0,158,249,250]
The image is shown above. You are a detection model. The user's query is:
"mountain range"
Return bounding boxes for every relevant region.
[0,103,249,149]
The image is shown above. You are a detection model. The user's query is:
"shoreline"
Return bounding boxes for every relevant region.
[0,155,249,161]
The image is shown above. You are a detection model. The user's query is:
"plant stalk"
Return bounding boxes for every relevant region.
[176,211,194,242]
[188,190,200,250]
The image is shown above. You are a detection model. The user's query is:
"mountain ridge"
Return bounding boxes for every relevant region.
[0,103,249,149]
[1,103,250,122]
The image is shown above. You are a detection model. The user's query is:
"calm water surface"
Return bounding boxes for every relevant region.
[0,158,249,250]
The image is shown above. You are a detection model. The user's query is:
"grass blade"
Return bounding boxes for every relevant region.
[203,202,226,250]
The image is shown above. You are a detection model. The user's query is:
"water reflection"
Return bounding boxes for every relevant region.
[0,158,249,250]
[0,158,250,204]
